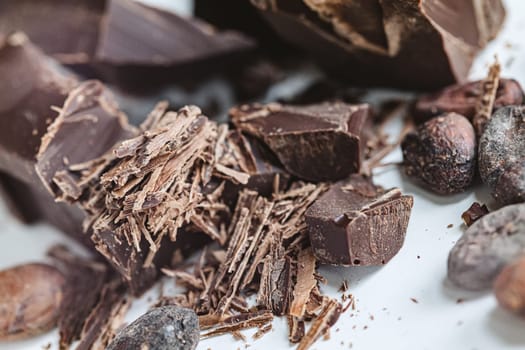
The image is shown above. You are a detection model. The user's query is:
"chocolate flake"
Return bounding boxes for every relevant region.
[473,60,501,136]
[461,202,489,227]
[296,299,342,350]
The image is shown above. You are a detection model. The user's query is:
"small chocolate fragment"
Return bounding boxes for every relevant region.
[472,61,501,136]
[461,202,489,227]
[306,175,413,265]
[448,203,525,291]
[0,263,65,341]
[106,306,199,350]
[230,102,371,181]
[494,256,525,316]
[252,0,505,89]
[479,106,525,205]
[413,79,524,124]
[401,113,476,195]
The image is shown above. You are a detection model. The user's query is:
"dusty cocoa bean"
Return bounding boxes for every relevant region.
[0,263,65,340]
[413,79,524,124]
[448,203,525,291]
[401,113,476,195]
[106,306,199,350]
[494,256,525,315]
[479,105,525,205]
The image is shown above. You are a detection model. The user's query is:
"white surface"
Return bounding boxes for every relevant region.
[2,1,525,349]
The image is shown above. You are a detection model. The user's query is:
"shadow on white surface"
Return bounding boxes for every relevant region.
[486,307,525,345]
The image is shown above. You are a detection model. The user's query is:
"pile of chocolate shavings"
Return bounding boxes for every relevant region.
[156,183,347,348]
[56,103,260,272]
[44,102,389,348]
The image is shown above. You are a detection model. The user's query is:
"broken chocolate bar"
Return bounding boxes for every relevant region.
[0,0,255,89]
[306,175,413,265]
[251,0,505,89]
[0,32,91,238]
[230,102,371,182]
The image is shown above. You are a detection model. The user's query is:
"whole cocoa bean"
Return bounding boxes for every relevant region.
[0,263,65,340]
[414,79,524,124]
[448,203,525,291]
[479,105,525,205]
[494,256,525,315]
[106,305,199,350]
[401,113,476,195]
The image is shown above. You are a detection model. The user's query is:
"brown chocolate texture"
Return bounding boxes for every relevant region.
[230,102,371,182]
[251,0,505,89]
[306,175,413,265]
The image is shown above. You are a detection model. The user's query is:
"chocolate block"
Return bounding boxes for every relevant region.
[0,33,89,238]
[251,0,505,89]
[306,175,413,265]
[36,80,137,197]
[0,0,255,90]
[0,32,76,183]
[0,0,104,64]
[230,102,371,182]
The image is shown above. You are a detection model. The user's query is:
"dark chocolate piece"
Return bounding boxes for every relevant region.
[306,175,413,265]
[401,113,477,195]
[462,202,489,227]
[0,0,255,90]
[413,79,524,124]
[448,203,525,291]
[230,102,371,181]
[251,0,505,89]
[0,32,76,183]
[0,1,104,64]
[36,80,137,198]
[0,33,93,242]
[106,306,199,350]
[93,0,255,89]
[478,106,525,205]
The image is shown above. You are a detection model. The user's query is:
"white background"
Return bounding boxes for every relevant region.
[1,1,525,349]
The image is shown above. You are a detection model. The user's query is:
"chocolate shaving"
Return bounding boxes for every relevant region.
[201,311,274,339]
[473,60,501,136]
[297,299,342,350]
[288,316,305,344]
[289,249,317,318]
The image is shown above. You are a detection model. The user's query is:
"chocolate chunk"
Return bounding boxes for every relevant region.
[0,32,76,183]
[0,263,65,341]
[401,113,477,195]
[0,1,104,64]
[93,0,255,89]
[478,106,525,205]
[106,306,199,350]
[36,80,137,198]
[461,202,489,227]
[0,33,94,243]
[306,175,413,265]
[230,102,371,181]
[448,203,525,291]
[251,0,505,89]
[414,78,524,124]
[0,0,255,90]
